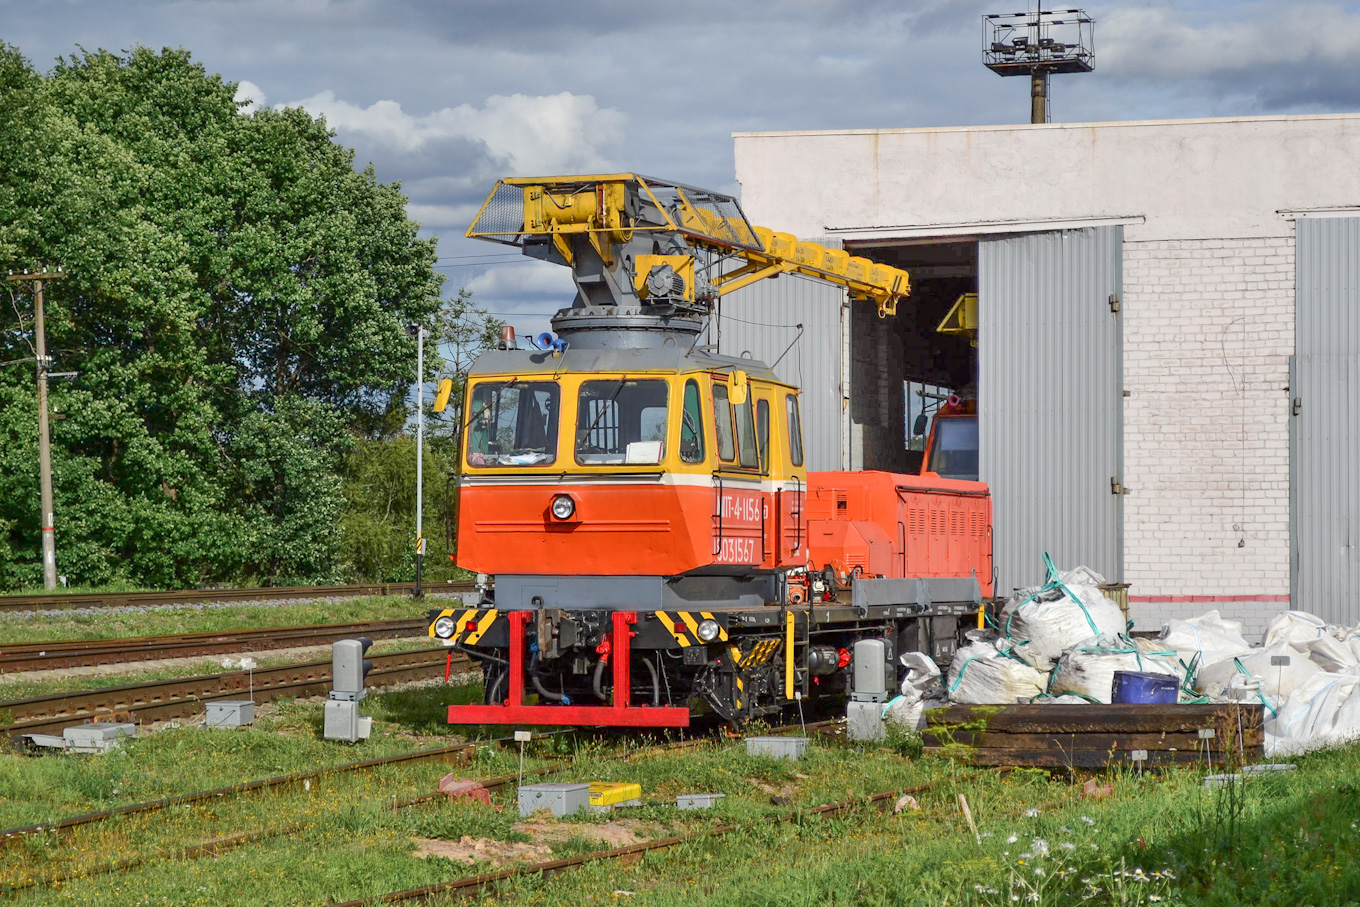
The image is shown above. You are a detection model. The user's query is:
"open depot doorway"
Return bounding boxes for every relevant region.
[844,239,977,475]
[848,229,1123,594]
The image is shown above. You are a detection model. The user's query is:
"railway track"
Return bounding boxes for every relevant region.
[0,647,463,739]
[0,617,431,672]
[1,720,835,897]
[0,582,473,614]
[329,775,955,907]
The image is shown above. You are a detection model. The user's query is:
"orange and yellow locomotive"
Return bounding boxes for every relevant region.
[427,175,992,727]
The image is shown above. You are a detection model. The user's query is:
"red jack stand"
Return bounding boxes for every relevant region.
[446,611,690,727]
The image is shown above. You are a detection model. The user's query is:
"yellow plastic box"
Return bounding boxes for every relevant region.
[589,781,642,810]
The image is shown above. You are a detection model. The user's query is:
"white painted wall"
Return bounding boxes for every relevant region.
[734,114,1360,242]
[733,114,1355,633]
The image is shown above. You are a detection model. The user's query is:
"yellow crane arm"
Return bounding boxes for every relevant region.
[465,174,910,318]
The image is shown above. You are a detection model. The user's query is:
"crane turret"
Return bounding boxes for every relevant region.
[466,174,911,349]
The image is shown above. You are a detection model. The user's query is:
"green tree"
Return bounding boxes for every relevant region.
[0,44,443,588]
[335,294,501,582]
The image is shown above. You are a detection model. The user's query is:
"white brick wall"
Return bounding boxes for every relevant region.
[1122,236,1294,636]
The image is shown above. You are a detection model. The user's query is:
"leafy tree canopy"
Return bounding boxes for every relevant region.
[0,44,444,588]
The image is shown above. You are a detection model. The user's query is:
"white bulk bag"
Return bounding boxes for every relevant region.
[946,639,1048,705]
[883,652,946,729]
[1265,673,1360,757]
[1195,641,1321,703]
[1001,583,1127,670]
[1048,634,1179,704]
[1304,634,1360,673]
[1262,611,1330,648]
[1157,610,1253,676]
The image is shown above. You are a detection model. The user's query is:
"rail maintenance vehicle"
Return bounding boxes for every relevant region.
[426,174,993,728]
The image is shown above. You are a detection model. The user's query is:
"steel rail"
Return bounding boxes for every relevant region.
[2,722,831,891]
[1,648,463,739]
[0,716,827,855]
[1,764,562,895]
[0,582,474,613]
[0,618,431,672]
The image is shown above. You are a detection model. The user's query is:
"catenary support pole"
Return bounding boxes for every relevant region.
[415,325,427,598]
[6,269,65,590]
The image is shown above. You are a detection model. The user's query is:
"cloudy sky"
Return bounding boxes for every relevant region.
[6,0,1360,333]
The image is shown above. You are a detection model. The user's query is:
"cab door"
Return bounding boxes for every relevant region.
[710,376,766,568]
[772,391,807,567]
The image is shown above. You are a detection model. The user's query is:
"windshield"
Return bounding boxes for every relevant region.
[465,381,560,467]
[927,416,979,481]
[575,379,669,465]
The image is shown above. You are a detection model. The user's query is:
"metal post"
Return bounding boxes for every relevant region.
[34,279,56,590]
[1030,70,1049,124]
[7,269,64,590]
[415,325,426,598]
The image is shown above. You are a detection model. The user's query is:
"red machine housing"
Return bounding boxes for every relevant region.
[805,471,993,598]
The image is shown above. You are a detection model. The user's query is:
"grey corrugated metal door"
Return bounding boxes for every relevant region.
[715,239,844,471]
[978,227,1123,595]
[1293,217,1360,625]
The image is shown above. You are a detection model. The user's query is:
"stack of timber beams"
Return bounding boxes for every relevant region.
[922,704,1265,769]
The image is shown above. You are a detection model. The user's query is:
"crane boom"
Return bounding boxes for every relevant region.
[466,174,910,324]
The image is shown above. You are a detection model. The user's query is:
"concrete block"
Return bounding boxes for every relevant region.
[63,722,135,753]
[323,699,371,743]
[677,793,725,810]
[847,700,886,742]
[206,700,255,728]
[745,736,808,760]
[438,775,492,806]
[518,782,590,818]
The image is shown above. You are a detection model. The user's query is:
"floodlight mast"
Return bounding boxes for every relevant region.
[983,4,1094,124]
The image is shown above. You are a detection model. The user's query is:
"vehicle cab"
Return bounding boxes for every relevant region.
[454,345,809,581]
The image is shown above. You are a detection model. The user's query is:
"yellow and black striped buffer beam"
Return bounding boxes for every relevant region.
[429,608,499,645]
[653,611,728,646]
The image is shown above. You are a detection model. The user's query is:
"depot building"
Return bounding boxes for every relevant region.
[715,113,1360,635]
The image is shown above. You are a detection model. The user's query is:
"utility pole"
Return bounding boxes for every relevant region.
[6,267,66,590]
[414,324,428,598]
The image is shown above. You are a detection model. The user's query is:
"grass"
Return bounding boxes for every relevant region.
[0,637,443,702]
[0,593,448,645]
[0,697,1358,905]
[0,581,158,597]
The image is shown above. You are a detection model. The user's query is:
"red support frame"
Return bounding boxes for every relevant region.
[447,610,691,727]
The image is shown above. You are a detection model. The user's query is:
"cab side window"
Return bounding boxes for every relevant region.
[680,379,705,463]
[756,398,770,473]
[785,393,804,467]
[712,383,736,462]
[734,397,758,469]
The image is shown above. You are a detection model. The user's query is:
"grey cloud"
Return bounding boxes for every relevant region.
[10,0,1360,312]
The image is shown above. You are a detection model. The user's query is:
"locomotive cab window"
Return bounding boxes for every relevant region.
[466,381,560,467]
[786,393,804,467]
[733,397,759,469]
[575,379,669,465]
[713,379,759,470]
[680,379,705,463]
[712,383,736,462]
[756,397,770,473]
[927,416,979,481]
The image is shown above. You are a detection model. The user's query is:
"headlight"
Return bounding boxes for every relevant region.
[696,619,721,642]
[433,616,456,638]
[550,494,576,520]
